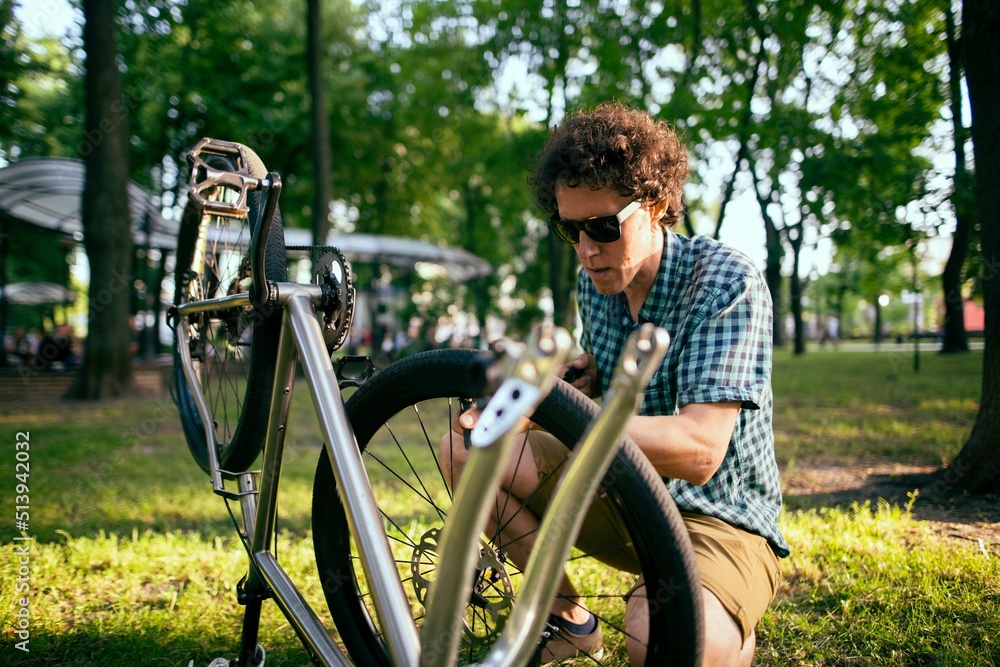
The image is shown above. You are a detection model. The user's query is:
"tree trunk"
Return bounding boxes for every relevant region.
[713,31,765,240]
[71,0,134,399]
[749,157,786,347]
[789,226,806,355]
[714,154,742,241]
[544,58,573,328]
[940,2,972,354]
[764,223,785,348]
[681,197,697,238]
[307,0,332,252]
[947,0,1000,494]
[874,296,884,345]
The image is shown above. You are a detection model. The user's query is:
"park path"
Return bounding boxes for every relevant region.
[781,460,1000,548]
[814,341,984,353]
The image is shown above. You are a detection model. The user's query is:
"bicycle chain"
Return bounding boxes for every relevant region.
[288,245,356,353]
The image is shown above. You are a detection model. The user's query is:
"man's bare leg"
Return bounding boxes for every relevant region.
[625,584,754,666]
[438,425,590,624]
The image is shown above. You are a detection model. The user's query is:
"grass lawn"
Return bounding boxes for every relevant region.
[1,348,998,666]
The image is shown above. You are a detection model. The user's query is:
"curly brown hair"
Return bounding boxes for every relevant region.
[528,102,690,229]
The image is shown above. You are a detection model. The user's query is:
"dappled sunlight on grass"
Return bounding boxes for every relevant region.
[757,501,1000,666]
[916,396,980,419]
[0,528,339,666]
[773,350,980,467]
[0,349,991,665]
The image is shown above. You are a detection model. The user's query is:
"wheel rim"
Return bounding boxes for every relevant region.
[183,207,256,451]
[318,393,663,664]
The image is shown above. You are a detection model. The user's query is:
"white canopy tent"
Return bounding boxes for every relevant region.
[283,228,492,282]
[0,156,178,248]
[0,156,492,281]
[0,156,494,357]
[0,157,175,359]
[1,281,76,306]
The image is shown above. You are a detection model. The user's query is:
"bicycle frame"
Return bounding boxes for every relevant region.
[174,142,671,667]
[177,283,417,667]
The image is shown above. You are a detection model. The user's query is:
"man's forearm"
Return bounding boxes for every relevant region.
[625,402,739,485]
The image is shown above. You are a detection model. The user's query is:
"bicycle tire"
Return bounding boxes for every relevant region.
[312,348,702,666]
[172,147,287,474]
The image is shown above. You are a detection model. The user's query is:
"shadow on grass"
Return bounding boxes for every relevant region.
[8,627,313,667]
[27,478,316,545]
[783,462,1000,534]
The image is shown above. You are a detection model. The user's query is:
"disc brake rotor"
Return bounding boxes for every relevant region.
[410,527,514,646]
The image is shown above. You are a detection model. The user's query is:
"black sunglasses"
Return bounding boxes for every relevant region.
[548,201,642,244]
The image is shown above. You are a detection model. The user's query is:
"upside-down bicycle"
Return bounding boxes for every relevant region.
[169,137,703,666]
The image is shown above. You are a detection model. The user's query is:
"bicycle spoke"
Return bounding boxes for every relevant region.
[492,431,532,546]
[381,516,428,552]
[368,450,446,522]
[493,455,568,542]
[412,401,456,501]
[446,401,456,501]
[379,417,447,522]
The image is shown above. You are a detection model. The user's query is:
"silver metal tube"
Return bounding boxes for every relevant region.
[175,292,252,316]
[421,325,572,667]
[250,308,298,553]
[254,551,353,667]
[175,318,226,492]
[286,292,420,666]
[237,473,258,539]
[419,425,515,666]
[481,324,669,667]
[176,282,327,317]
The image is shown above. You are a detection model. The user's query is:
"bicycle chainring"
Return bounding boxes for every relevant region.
[311,247,355,353]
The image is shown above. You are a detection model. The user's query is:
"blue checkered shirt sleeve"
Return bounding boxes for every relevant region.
[675,275,771,411]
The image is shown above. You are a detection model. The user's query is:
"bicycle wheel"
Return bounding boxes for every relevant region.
[172,147,287,474]
[312,349,702,666]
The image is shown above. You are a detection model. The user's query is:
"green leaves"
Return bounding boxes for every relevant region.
[3,0,967,340]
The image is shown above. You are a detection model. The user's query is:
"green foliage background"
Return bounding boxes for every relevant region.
[0,350,995,665]
[0,0,977,340]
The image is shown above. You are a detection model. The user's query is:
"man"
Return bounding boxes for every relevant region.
[444,102,788,665]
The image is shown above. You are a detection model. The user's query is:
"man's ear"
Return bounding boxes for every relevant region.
[646,200,669,226]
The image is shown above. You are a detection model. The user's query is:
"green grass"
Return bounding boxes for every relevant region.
[1,349,998,666]
[759,500,999,667]
[772,348,982,467]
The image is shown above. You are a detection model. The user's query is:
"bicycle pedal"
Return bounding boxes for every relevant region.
[192,644,265,667]
[234,644,266,667]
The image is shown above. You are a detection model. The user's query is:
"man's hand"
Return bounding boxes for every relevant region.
[451,405,537,441]
[560,353,599,397]
[452,406,481,433]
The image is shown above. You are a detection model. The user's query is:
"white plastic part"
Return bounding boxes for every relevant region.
[469,378,540,448]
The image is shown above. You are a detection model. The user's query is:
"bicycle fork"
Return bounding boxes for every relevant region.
[421,323,670,667]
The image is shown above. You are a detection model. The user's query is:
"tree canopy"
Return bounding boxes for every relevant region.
[0,0,983,347]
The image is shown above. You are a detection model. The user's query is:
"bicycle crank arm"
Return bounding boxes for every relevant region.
[419,323,572,667]
[484,323,670,667]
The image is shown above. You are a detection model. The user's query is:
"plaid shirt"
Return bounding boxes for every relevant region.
[578,231,790,557]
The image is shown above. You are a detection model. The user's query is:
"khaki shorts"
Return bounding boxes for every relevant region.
[525,432,781,640]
